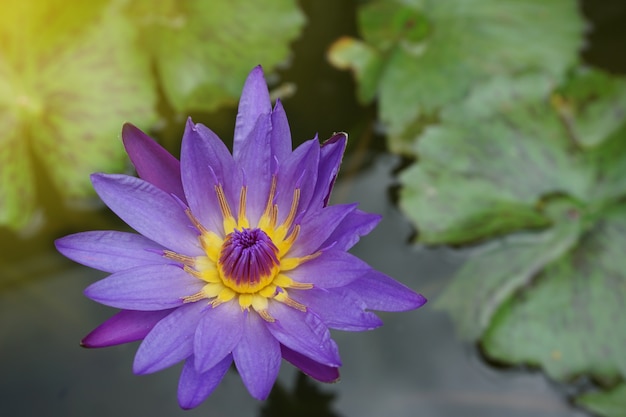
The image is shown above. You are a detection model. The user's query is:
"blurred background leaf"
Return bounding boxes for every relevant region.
[328,0,584,154]
[482,205,626,383]
[0,0,305,231]
[126,0,304,114]
[0,0,157,230]
[398,71,626,244]
[576,384,626,417]
[328,1,626,415]
[434,199,583,339]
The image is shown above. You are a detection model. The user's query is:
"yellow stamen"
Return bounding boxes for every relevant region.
[216,184,237,233]
[185,208,210,234]
[251,294,269,312]
[277,224,300,256]
[238,186,249,228]
[258,177,277,231]
[239,293,253,309]
[258,284,277,298]
[183,265,204,279]
[263,177,277,217]
[199,231,223,262]
[258,309,275,322]
[177,174,319,322]
[279,251,321,272]
[163,250,196,266]
[284,188,300,230]
[211,287,236,307]
[275,291,307,312]
[273,273,313,289]
[182,282,224,303]
[274,188,300,241]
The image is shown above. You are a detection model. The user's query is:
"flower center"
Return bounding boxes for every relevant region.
[171,181,317,322]
[217,228,280,293]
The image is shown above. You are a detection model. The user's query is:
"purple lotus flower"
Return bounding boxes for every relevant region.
[55,66,426,409]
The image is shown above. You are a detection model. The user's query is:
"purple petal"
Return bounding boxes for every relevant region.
[134,302,207,374]
[178,354,232,410]
[287,250,371,288]
[55,231,165,273]
[289,203,358,257]
[280,345,340,383]
[81,309,174,348]
[344,270,427,312]
[233,65,272,160]
[122,123,185,200]
[275,138,320,226]
[234,113,272,224]
[267,301,341,367]
[269,99,292,162]
[290,287,383,331]
[194,302,244,373]
[91,173,202,256]
[313,132,347,208]
[233,311,281,400]
[180,118,241,234]
[322,209,381,251]
[85,264,203,311]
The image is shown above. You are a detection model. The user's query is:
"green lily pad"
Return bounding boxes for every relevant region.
[554,68,626,148]
[435,200,582,339]
[482,206,626,382]
[576,384,626,417]
[398,75,588,244]
[328,0,584,154]
[127,0,305,113]
[399,70,626,244]
[0,1,157,230]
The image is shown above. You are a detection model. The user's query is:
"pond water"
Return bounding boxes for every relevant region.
[1,0,624,416]
[0,153,590,417]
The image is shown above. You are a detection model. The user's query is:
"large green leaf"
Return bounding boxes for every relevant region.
[0,1,157,229]
[482,206,626,382]
[576,384,626,417]
[328,0,584,154]
[398,75,585,243]
[554,68,626,148]
[127,0,305,113]
[435,200,582,339]
[399,71,626,244]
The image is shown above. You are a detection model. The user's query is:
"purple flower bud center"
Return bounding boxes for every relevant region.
[218,228,280,291]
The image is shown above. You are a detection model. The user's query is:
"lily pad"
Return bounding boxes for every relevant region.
[0,1,157,230]
[399,71,626,244]
[127,0,305,113]
[328,0,584,154]
[554,68,626,148]
[576,384,626,417]
[435,199,583,339]
[482,206,626,382]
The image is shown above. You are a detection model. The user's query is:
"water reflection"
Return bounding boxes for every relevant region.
[261,372,341,417]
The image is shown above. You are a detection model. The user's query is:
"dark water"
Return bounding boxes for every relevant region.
[1,0,624,416]
[0,154,589,417]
